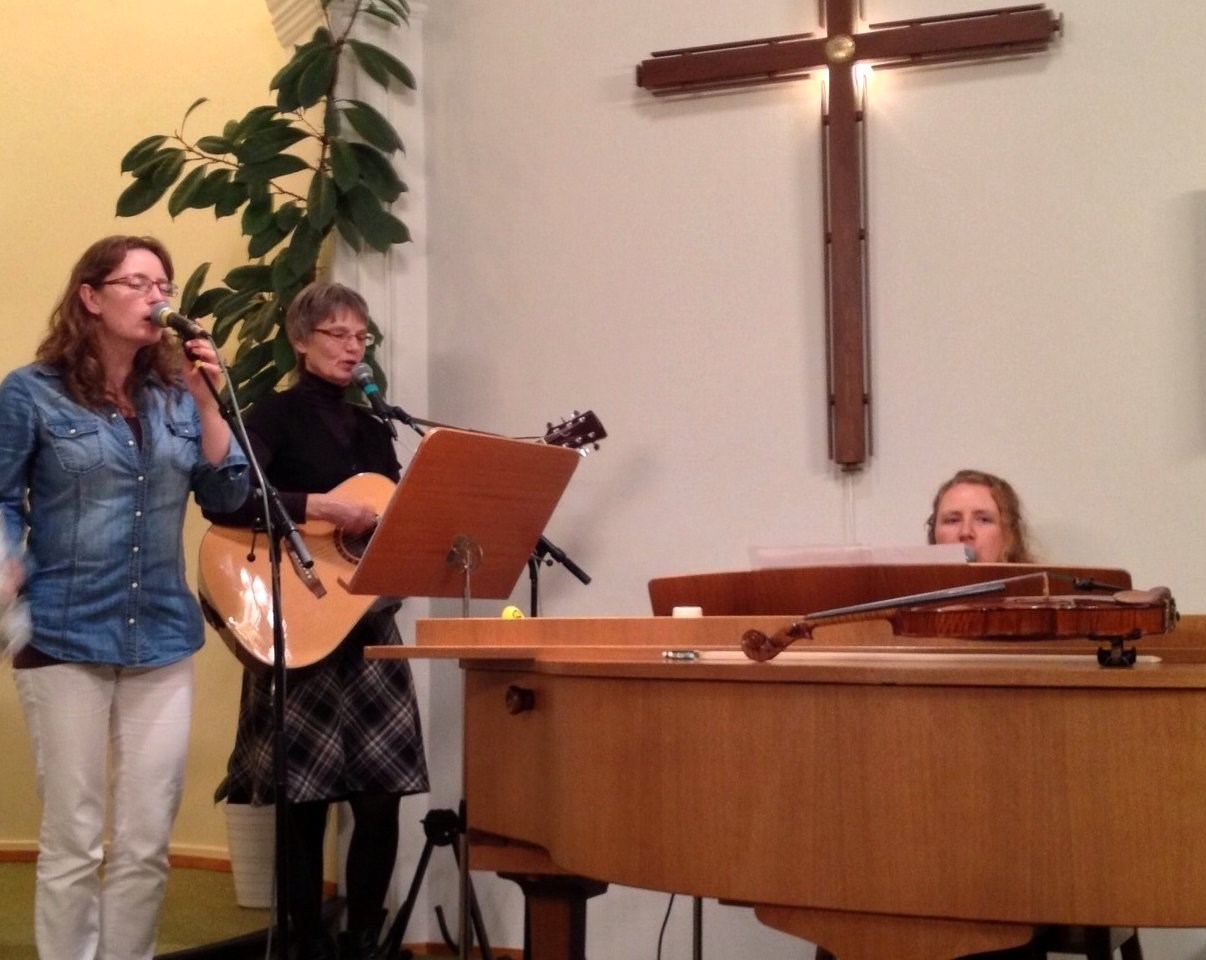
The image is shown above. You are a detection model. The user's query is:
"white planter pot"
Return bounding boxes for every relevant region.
[223,802,276,909]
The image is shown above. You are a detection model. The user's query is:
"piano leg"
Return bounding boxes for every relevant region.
[499,873,608,960]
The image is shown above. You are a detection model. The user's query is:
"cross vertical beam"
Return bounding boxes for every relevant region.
[636,3,1062,469]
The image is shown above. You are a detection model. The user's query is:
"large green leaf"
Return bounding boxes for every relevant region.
[149,150,187,189]
[364,7,402,28]
[296,48,337,109]
[191,286,230,326]
[270,244,314,292]
[334,213,363,252]
[348,40,415,90]
[214,181,250,218]
[342,184,409,252]
[225,264,275,292]
[241,193,275,236]
[194,169,233,208]
[283,216,324,278]
[374,0,410,23]
[276,202,303,234]
[240,298,283,343]
[196,135,234,156]
[234,123,310,165]
[329,139,360,192]
[116,177,171,217]
[120,135,167,173]
[271,329,298,376]
[167,165,208,217]
[234,154,311,183]
[228,340,275,383]
[349,142,404,202]
[341,100,404,154]
[179,263,211,315]
[236,363,281,409]
[307,170,336,230]
[213,286,258,325]
[248,223,289,259]
[231,105,280,141]
[274,45,327,112]
[181,97,210,129]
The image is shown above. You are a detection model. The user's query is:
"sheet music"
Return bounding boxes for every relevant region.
[748,542,972,569]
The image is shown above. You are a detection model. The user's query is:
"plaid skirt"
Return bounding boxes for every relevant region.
[223,607,429,805]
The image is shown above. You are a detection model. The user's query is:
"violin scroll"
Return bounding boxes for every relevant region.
[741,620,814,661]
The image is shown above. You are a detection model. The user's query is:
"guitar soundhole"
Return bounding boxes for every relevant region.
[334,528,374,565]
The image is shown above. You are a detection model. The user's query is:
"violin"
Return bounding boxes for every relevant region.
[740,585,1177,666]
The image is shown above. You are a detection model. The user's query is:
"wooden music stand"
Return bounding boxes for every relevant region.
[347,427,582,610]
[353,427,582,959]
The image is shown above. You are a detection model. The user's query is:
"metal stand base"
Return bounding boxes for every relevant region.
[378,807,494,960]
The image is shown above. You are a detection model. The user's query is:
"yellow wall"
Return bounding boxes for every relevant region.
[0,2,283,858]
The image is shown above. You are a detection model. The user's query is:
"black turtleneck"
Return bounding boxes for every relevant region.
[204,368,400,528]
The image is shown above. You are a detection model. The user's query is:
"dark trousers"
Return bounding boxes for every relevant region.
[288,793,402,946]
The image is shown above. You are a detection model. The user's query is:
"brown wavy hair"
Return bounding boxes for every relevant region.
[36,235,181,410]
[925,468,1034,563]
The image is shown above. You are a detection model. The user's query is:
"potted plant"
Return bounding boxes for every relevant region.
[115,0,414,405]
[116,0,416,898]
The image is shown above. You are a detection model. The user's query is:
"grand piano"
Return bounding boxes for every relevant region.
[370,563,1206,960]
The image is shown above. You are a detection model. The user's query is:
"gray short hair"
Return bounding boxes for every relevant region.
[285,281,371,341]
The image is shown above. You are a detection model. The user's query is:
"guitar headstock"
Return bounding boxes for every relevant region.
[544,410,607,453]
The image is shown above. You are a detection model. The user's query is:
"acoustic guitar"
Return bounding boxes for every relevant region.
[198,411,606,670]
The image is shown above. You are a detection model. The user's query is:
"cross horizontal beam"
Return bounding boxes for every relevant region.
[637,6,1059,94]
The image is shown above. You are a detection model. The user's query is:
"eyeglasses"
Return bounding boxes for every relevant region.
[313,327,375,347]
[98,275,179,298]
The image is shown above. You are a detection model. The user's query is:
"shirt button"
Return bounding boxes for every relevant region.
[127,439,135,447]
[132,545,140,553]
[131,582,139,590]
[69,428,77,435]
[135,511,142,518]
[137,475,145,482]
[127,618,135,626]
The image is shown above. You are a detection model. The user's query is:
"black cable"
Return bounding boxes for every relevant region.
[655,892,676,960]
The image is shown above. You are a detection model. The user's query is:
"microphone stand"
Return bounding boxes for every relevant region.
[527,536,590,617]
[194,361,318,960]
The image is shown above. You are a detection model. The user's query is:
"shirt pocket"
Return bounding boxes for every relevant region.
[164,416,200,472]
[46,419,103,474]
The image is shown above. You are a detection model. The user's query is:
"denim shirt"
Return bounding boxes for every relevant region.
[0,363,249,666]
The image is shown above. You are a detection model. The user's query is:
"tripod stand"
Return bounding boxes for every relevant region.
[378,807,494,960]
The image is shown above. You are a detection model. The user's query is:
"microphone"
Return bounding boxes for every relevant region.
[351,362,398,439]
[149,302,211,340]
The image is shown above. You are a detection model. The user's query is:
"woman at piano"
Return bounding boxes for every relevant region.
[204,281,428,960]
[925,468,1034,563]
[927,471,1143,959]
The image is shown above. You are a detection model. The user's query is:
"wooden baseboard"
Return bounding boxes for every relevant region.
[0,848,37,863]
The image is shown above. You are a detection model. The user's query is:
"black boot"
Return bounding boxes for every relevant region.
[296,932,339,960]
[339,910,387,960]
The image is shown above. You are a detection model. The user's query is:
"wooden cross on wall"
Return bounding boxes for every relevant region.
[637,2,1062,470]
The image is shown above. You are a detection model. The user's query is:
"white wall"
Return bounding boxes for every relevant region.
[408,1,1206,957]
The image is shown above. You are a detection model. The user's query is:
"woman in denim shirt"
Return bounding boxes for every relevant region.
[0,235,249,960]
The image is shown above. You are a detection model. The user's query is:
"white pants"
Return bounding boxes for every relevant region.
[15,658,194,960]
